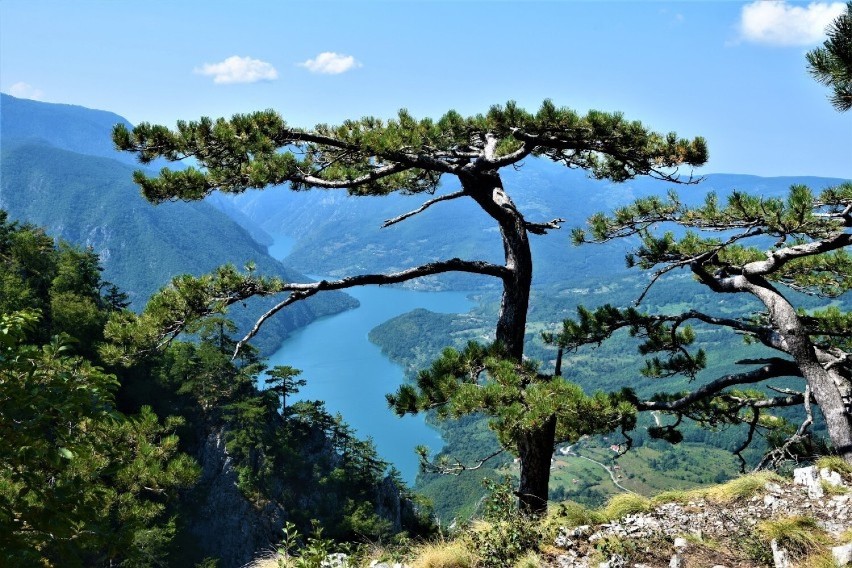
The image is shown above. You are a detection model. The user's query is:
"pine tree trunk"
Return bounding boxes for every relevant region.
[464,172,532,360]
[517,415,557,515]
[465,171,554,510]
[749,279,852,463]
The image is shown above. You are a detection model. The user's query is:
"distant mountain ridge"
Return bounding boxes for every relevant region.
[0,93,356,353]
[213,158,849,292]
[1,94,137,164]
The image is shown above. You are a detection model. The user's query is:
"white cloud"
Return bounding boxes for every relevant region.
[299,52,361,75]
[739,1,845,46]
[194,56,278,84]
[7,82,44,100]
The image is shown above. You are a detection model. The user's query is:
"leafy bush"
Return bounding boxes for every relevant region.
[468,478,541,566]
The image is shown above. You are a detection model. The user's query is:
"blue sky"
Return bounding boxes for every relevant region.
[1,1,849,178]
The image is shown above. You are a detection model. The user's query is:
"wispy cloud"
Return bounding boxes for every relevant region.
[7,82,45,100]
[194,56,278,84]
[739,1,845,46]
[299,52,361,75]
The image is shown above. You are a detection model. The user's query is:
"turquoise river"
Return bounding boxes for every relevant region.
[265,235,474,483]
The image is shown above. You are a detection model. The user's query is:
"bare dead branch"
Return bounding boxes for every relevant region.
[733,408,761,473]
[291,161,411,189]
[755,385,814,471]
[421,447,507,475]
[525,218,566,235]
[382,190,467,228]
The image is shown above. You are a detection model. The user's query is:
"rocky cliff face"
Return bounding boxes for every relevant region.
[187,428,416,568]
[187,430,287,568]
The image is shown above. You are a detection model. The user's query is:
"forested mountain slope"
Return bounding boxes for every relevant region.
[0,94,356,352]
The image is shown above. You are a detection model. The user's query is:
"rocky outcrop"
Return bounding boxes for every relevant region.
[187,430,286,568]
[552,467,852,568]
[373,474,420,534]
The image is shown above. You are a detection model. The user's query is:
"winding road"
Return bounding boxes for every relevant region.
[573,454,635,494]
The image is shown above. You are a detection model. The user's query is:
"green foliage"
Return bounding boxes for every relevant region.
[575,183,852,296]
[0,313,198,566]
[140,320,409,544]
[114,101,706,202]
[277,521,344,568]
[566,180,852,469]
[265,365,307,411]
[468,478,541,566]
[389,341,636,455]
[101,264,285,365]
[806,1,852,112]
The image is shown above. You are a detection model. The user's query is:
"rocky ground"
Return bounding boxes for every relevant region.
[257,465,852,568]
[546,466,851,568]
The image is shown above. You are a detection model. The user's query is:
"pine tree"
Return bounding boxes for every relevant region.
[566,182,852,467]
[807,1,852,112]
[113,101,707,513]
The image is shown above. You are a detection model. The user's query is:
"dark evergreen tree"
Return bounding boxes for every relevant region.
[265,365,306,412]
[807,1,852,112]
[113,101,706,513]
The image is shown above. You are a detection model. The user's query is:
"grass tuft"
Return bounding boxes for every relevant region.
[545,501,602,531]
[815,455,852,479]
[804,553,841,568]
[512,551,542,568]
[409,540,478,568]
[651,489,695,505]
[756,516,830,561]
[597,492,652,521]
[703,471,783,503]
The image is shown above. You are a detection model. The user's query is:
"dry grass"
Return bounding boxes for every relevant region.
[409,540,478,568]
[756,516,830,562]
[597,492,652,521]
[650,488,694,505]
[512,551,542,568]
[702,471,784,503]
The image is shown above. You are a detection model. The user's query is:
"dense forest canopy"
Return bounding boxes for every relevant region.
[0,210,429,566]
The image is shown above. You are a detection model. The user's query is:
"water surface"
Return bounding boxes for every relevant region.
[266,235,473,483]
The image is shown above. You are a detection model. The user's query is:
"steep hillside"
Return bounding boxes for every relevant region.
[0,95,357,352]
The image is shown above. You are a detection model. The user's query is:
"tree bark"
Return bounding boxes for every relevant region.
[463,171,533,360]
[702,271,852,464]
[746,278,852,464]
[516,416,557,515]
[464,169,555,511]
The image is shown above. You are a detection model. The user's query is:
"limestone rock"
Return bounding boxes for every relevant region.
[833,542,852,566]
[188,430,286,568]
[794,466,824,499]
[771,539,790,568]
[821,467,844,488]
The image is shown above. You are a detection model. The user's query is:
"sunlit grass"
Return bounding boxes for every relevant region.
[756,516,830,562]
